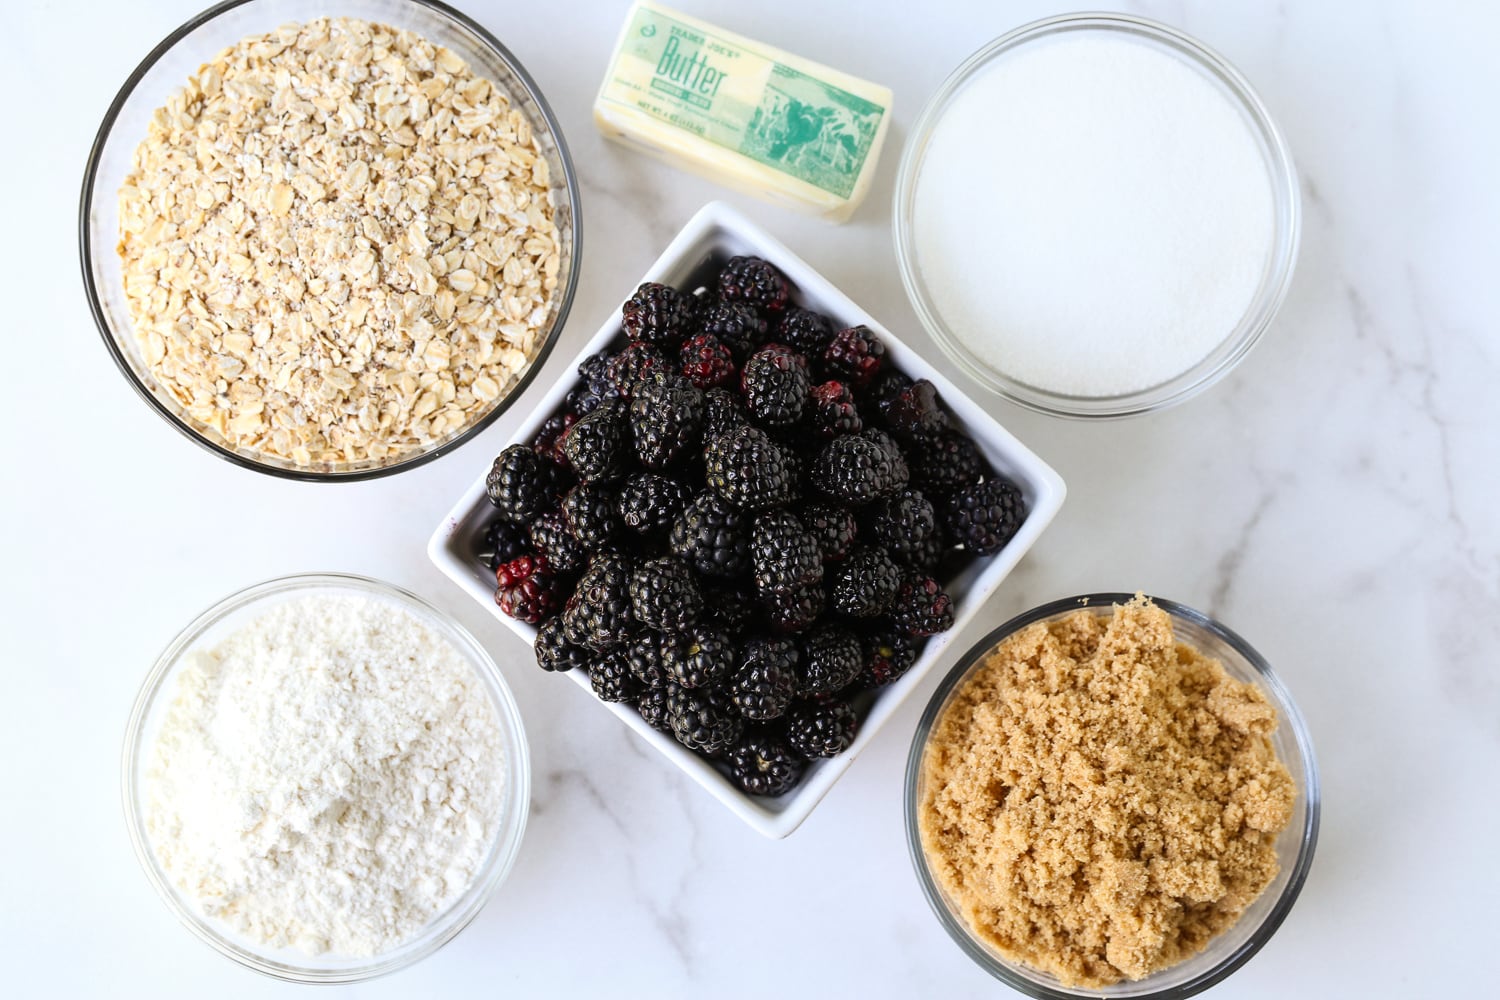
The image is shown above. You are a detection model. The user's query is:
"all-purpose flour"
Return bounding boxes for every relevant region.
[913,33,1276,397]
[144,592,504,957]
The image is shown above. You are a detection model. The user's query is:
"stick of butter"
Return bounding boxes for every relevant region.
[594,0,893,222]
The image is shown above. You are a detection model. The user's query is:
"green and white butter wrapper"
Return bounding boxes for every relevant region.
[594,0,893,222]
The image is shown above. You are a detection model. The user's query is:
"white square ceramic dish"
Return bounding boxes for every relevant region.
[429,201,1065,838]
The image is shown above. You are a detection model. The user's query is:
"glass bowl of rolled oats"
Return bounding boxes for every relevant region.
[80,0,580,480]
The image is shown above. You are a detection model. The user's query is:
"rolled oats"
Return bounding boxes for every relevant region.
[117,17,562,468]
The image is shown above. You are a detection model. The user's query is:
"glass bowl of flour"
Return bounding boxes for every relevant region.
[122,573,530,983]
[893,13,1300,418]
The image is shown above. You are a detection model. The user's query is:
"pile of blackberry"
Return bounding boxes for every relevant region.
[476,257,1027,797]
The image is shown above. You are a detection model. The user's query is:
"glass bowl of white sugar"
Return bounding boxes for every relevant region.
[894,13,1300,418]
[121,573,530,983]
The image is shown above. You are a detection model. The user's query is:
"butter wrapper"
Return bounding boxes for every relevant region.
[594,0,893,222]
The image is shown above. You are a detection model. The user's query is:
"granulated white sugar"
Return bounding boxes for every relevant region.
[913,33,1275,397]
[144,592,504,957]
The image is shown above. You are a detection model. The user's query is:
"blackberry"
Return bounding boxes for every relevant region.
[561,481,619,550]
[629,374,704,469]
[562,552,635,650]
[785,697,858,759]
[751,510,824,596]
[532,412,577,465]
[863,427,905,465]
[829,545,903,618]
[797,624,862,696]
[821,325,885,388]
[863,367,912,411]
[552,461,579,496]
[880,378,949,442]
[626,535,674,564]
[617,473,694,537]
[775,306,835,356]
[776,439,807,493]
[717,255,790,312]
[629,556,704,633]
[527,510,587,575]
[622,281,694,347]
[807,380,862,439]
[624,632,670,687]
[695,297,767,359]
[637,683,676,732]
[486,444,558,522]
[889,575,955,636]
[564,386,600,413]
[811,431,908,505]
[864,488,936,562]
[668,685,743,756]
[534,615,588,673]
[799,503,858,563]
[562,402,630,482]
[661,627,737,688]
[477,517,530,571]
[729,637,799,721]
[704,424,796,510]
[605,341,669,399]
[565,386,614,416]
[703,386,748,440]
[946,479,1026,555]
[473,269,1029,752]
[700,582,758,638]
[855,629,919,688]
[904,523,950,574]
[741,344,810,427]
[728,732,805,796]
[911,431,984,496]
[576,351,616,397]
[495,554,566,624]
[679,333,737,390]
[589,646,641,703]
[764,584,825,634]
[668,493,750,579]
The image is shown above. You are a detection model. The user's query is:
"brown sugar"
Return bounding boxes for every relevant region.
[918,595,1295,987]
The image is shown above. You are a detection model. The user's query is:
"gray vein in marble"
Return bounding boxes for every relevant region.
[1332,250,1500,737]
[1403,264,1477,568]
[1356,263,1486,552]
[551,728,704,980]
[1339,274,1479,550]
[1343,282,1388,368]
[576,146,679,251]
[543,765,630,837]
[1301,172,1332,227]
[1431,570,1500,744]
[1375,16,1481,564]
[1207,488,1275,618]
[1194,366,1286,619]
[650,752,708,979]
[641,867,697,975]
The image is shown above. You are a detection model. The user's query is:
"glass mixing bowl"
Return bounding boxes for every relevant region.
[893,13,1300,418]
[121,572,531,983]
[905,594,1319,998]
[79,0,580,479]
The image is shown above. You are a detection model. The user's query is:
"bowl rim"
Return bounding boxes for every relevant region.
[428,199,1067,838]
[120,570,532,983]
[903,592,1321,998]
[78,0,582,481]
[892,11,1302,419]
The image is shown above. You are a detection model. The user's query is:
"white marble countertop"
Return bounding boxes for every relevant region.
[3,0,1496,996]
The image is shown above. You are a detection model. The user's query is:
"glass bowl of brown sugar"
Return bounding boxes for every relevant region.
[905,593,1319,998]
